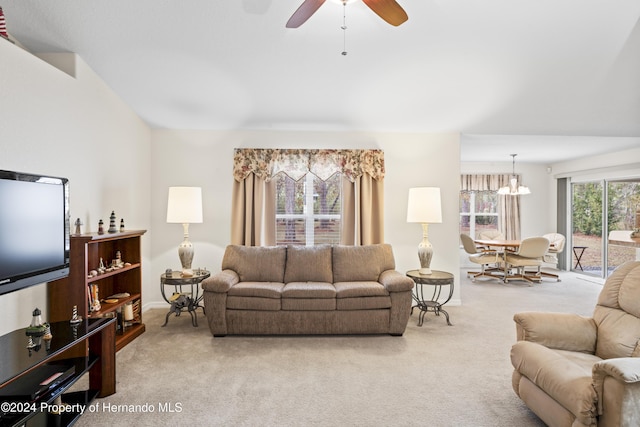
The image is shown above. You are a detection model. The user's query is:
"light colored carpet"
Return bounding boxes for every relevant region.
[73,269,603,426]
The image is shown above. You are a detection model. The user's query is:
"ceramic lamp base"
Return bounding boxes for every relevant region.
[417,223,434,275]
[178,223,194,275]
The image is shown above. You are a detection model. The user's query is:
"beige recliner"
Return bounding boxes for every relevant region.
[511,261,640,427]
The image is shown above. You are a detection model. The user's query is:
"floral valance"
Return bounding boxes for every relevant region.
[460,174,518,192]
[233,148,385,183]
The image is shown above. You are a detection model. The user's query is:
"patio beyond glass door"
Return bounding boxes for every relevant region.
[571,181,603,276]
[606,180,640,273]
[571,179,640,277]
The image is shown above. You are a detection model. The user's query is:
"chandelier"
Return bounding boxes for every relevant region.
[498,154,531,196]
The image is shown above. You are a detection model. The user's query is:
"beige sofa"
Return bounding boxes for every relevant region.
[510,261,640,427]
[201,244,414,336]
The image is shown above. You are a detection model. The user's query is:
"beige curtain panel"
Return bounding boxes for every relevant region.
[231,149,385,246]
[460,174,522,240]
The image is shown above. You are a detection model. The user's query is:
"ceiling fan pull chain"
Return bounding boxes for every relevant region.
[341,1,347,55]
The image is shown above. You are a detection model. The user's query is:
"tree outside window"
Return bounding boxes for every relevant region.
[275,172,341,245]
[460,191,499,238]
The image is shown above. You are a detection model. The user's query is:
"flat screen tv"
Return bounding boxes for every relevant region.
[0,170,70,296]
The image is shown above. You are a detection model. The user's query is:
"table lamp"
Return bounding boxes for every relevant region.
[166,186,203,276]
[407,187,442,275]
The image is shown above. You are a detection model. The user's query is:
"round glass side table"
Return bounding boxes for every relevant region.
[161,268,210,327]
[406,270,454,326]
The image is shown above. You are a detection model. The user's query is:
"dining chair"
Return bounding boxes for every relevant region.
[504,237,550,284]
[476,229,507,252]
[476,229,505,240]
[540,232,565,281]
[460,233,501,281]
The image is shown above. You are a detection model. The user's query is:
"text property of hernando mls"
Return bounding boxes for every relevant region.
[0,401,183,416]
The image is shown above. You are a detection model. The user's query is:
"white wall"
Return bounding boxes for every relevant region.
[150,131,463,306]
[551,147,640,181]
[0,42,151,335]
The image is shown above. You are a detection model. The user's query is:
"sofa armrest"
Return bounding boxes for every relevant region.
[201,269,239,293]
[514,312,597,353]
[592,358,640,417]
[379,270,414,292]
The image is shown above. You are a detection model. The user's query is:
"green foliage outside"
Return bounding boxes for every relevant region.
[573,181,640,236]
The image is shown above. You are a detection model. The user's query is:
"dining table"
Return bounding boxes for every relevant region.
[474,238,521,282]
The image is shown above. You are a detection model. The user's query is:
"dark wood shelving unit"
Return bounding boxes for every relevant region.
[0,318,116,427]
[48,230,147,352]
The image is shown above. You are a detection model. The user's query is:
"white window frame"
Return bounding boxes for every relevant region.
[276,173,341,246]
[460,191,499,238]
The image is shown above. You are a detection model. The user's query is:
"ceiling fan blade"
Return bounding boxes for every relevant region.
[286,0,327,28]
[362,0,408,26]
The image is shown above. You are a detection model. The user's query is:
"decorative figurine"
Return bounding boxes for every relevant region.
[108,211,117,233]
[43,324,52,351]
[26,308,46,336]
[43,324,52,341]
[70,305,83,325]
[114,250,124,268]
[90,284,101,312]
[0,7,9,40]
[98,219,104,235]
[74,218,83,235]
[98,257,106,274]
[120,218,125,232]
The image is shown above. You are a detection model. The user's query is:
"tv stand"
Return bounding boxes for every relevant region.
[0,318,115,427]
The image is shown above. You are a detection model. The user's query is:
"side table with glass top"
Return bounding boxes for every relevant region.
[406,270,454,326]
[161,269,211,327]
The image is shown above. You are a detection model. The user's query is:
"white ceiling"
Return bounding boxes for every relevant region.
[3,1,640,162]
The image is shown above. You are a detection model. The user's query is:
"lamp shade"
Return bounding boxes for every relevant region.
[407,187,442,224]
[166,187,203,224]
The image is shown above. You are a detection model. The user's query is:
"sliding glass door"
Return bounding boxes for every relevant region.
[607,180,640,273]
[571,181,603,276]
[571,179,640,277]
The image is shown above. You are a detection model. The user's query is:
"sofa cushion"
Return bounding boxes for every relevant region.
[284,245,333,284]
[332,244,396,283]
[228,282,284,299]
[227,296,281,311]
[334,281,389,298]
[337,296,391,310]
[282,282,336,298]
[222,245,286,283]
[282,298,336,311]
[511,341,600,426]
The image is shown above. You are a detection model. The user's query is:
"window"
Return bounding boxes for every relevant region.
[232,148,383,246]
[459,191,499,238]
[275,172,342,245]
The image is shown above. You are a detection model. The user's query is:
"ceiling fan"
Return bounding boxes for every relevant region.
[286,0,408,28]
